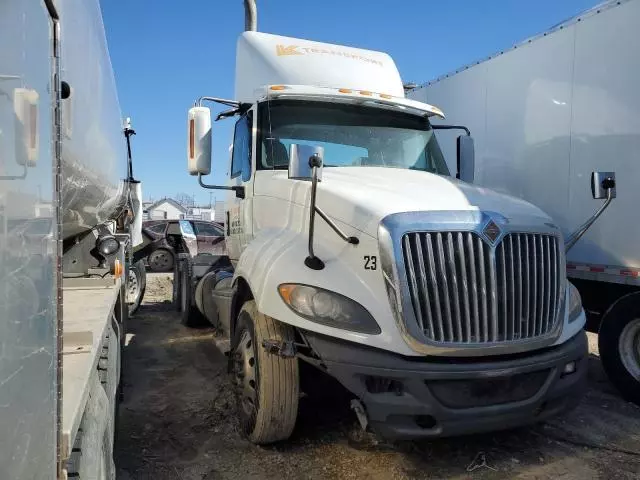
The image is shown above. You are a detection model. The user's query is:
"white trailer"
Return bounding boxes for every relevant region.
[175,0,595,444]
[409,0,640,404]
[0,0,144,478]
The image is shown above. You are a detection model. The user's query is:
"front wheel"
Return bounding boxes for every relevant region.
[599,293,640,406]
[232,301,299,444]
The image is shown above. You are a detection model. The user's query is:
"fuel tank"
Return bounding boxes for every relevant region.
[58,0,128,239]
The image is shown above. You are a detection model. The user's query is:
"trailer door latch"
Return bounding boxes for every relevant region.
[262,339,297,358]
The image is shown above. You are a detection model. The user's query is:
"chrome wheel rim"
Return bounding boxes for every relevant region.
[127,269,139,305]
[149,250,171,270]
[234,330,257,417]
[619,318,640,381]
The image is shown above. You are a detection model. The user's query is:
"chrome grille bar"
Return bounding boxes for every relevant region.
[457,233,471,343]
[414,234,435,339]
[467,232,480,342]
[446,233,463,342]
[425,234,444,341]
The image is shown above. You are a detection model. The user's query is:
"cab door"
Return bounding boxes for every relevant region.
[225,110,254,263]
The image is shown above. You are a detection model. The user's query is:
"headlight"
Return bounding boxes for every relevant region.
[278,284,381,334]
[568,282,582,322]
[97,235,120,256]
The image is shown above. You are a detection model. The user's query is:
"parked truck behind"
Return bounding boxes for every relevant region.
[408,0,640,405]
[178,0,593,444]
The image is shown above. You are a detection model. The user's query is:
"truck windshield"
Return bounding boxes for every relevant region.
[258,100,449,175]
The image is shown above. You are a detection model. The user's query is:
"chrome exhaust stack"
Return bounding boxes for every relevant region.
[244,0,257,32]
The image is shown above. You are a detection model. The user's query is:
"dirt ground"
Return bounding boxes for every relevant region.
[116,273,640,480]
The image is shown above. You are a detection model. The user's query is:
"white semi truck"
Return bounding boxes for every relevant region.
[0,0,144,478]
[179,0,605,444]
[408,0,640,405]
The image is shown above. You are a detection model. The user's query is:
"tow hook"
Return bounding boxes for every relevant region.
[262,339,297,358]
[351,399,369,431]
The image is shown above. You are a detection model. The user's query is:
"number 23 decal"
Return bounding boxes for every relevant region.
[364,255,377,270]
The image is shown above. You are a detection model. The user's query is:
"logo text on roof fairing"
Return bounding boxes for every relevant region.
[275,44,383,66]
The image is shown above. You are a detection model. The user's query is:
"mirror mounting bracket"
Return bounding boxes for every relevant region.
[198,173,245,199]
[565,172,616,252]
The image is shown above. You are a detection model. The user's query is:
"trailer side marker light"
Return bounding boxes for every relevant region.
[339,88,352,93]
[189,118,195,159]
[270,85,287,91]
[379,93,392,99]
[359,90,372,96]
[114,259,123,279]
[29,104,38,149]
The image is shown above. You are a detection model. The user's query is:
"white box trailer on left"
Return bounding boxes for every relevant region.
[409,0,640,405]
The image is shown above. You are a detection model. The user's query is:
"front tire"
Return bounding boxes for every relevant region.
[599,293,640,405]
[232,300,299,444]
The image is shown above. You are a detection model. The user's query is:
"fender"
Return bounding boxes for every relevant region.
[230,220,419,356]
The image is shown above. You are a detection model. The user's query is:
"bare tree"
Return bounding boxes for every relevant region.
[174,193,195,207]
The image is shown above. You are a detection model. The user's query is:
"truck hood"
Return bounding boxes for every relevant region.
[255,167,552,237]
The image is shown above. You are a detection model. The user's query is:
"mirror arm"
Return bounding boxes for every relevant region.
[314,206,359,245]
[196,96,241,108]
[432,124,471,136]
[198,173,245,199]
[196,96,252,111]
[305,155,325,270]
[565,186,614,252]
[215,107,241,121]
[304,154,358,271]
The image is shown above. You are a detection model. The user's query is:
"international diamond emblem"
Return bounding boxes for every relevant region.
[483,220,501,243]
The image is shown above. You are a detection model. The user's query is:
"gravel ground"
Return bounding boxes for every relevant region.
[116,273,640,480]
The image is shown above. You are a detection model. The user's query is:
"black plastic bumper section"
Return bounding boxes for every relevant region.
[302,330,588,439]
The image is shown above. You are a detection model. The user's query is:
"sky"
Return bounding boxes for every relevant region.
[101,0,599,206]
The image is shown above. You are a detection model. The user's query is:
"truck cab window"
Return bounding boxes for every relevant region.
[258,100,449,175]
[230,114,252,182]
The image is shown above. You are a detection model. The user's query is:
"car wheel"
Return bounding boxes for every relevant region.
[147,248,174,272]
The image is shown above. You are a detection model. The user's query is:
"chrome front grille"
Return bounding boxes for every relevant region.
[401,231,562,344]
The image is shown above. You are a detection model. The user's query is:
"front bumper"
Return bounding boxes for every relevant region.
[303,330,588,439]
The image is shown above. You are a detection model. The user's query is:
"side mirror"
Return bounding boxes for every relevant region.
[591,171,616,199]
[187,106,212,176]
[288,144,324,181]
[456,135,474,183]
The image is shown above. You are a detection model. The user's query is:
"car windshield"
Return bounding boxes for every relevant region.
[258,100,449,175]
